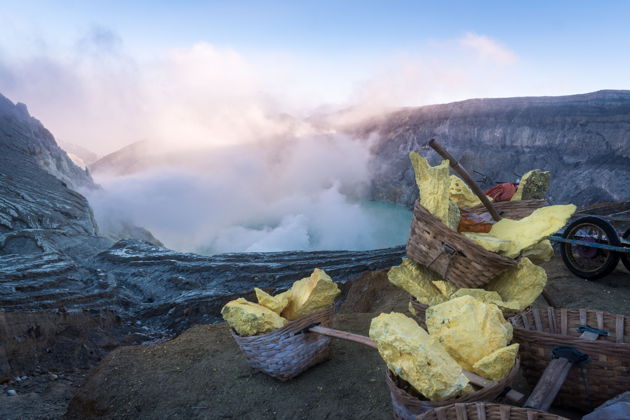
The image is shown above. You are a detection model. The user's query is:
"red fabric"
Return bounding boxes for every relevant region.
[485,183,518,202]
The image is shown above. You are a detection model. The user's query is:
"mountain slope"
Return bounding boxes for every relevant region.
[356,90,630,207]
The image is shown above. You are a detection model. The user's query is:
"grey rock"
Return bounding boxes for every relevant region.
[353,90,630,208]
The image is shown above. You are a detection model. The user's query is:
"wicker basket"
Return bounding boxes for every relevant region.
[463,199,548,219]
[231,307,333,381]
[385,358,520,419]
[510,308,630,412]
[410,298,521,328]
[406,202,516,288]
[418,402,568,420]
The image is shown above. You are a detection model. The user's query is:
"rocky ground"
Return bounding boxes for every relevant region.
[0,258,627,420]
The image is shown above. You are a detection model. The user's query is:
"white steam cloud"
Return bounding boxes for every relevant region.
[0,27,523,253]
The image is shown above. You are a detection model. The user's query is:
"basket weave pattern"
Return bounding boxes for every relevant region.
[510,308,630,411]
[406,202,516,288]
[231,307,333,381]
[418,402,568,420]
[385,358,520,419]
[463,199,548,219]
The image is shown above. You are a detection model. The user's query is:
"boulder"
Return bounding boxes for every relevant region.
[282,269,340,321]
[221,298,287,336]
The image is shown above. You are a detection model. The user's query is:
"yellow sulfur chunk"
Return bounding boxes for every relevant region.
[449,175,493,208]
[485,257,547,312]
[282,268,340,320]
[489,204,576,258]
[521,239,554,265]
[462,232,513,254]
[388,259,446,306]
[254,288,290,314]
[472,343,520,381]
[494,300,523,312]
[369,312,469,401]
[450,288,503,304]
[426,296,513,371]
[409,152,459,229]
[221,298,288,336]
[511,169,550,201]
[432,281,457,298]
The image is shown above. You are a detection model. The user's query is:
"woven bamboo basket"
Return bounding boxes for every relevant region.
[463,199,548,219]
[510,308,630,412]
[231,307,333,381]
[418,402,568,420]
[410,298,521,328]
[406,202,516,288]
[385,358,520,419]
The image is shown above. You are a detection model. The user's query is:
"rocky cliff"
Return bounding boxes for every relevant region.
[355,90,630,207]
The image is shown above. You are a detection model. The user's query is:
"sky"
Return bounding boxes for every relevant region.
[1,1,630,154]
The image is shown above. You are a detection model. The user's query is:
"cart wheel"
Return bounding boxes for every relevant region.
[622,228,630,272]
[560,216,620,280]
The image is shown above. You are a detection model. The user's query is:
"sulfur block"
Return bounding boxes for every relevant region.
[485,257,547,312]
[369,312,469,401]
[521,239,554,265]
[388,258,446,306]
[432,280,457,298]
[282,268,340,320]
[255,288,290,314]
[489,204,576,258]
[472,343,519,381]
[410,152,459,229]
[462,232,513,254]
[450,288,503,305]
[512,169,550,201]
[449,175,492,208]
[426,296,513,371]
[221,298,288,336]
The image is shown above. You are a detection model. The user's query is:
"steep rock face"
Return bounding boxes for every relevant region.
[357,90,630,207]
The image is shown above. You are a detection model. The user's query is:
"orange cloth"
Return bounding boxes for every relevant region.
[485,183,518,202]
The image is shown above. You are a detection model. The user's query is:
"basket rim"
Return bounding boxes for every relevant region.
[509,308,629,348]
[230,306,334,342]
[417,402,569,420]
[386,356,521,405]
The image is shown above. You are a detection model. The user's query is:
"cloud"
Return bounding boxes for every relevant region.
[459,32,518,65]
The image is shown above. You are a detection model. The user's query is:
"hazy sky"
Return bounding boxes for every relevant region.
[1,1,629,154]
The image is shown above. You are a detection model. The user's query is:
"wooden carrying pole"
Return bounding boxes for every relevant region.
[308,325,524,403]
[428,139,502,221]
[523,330,600,410]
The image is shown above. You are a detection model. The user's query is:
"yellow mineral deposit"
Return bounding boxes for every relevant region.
[254,288,290,314]
[449,288,504,305]
[511,169,550,201]
[369,312,469,401]
[282,268,340,320]
[521,239,554,265]
[409,152,460,229]
[426,296,513,371]
[432,280,457,298]
[449,175,492,208]
[489,204,576,258]
[461,232,513,254]
[388,258,446,306]
[485,257,547,311]
[471,343,519,381]
[221,298,288,336]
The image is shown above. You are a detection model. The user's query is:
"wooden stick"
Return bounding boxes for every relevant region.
[308,325,523,402]
[523,331,600,410]
[541,288,557,308]
[428,139,501,221]
[309,325,377,349]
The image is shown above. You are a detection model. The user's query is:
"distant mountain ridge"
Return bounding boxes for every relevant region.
[353,89,630,206]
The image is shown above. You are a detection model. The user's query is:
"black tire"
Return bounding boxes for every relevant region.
[560,216,620,280]
[622,228,630,272]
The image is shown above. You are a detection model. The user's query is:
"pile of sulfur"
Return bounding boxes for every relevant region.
[369,296,518,402]
[221,268,340,336]
[392,153,576,314]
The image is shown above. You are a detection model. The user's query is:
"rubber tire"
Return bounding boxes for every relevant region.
[622,228,630,272]
[560,216,620,280]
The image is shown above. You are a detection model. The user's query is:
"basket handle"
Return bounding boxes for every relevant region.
[428,139,502,221]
